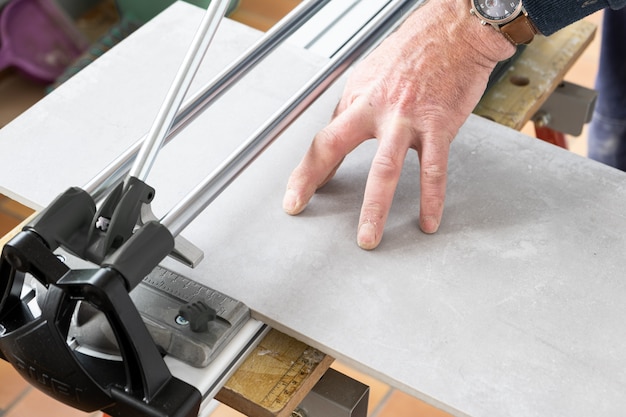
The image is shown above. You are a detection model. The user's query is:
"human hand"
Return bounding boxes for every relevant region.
[283,0,516,249]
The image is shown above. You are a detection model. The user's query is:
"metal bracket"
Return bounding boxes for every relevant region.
[533,81,597,136]
[140,204,204,267]
[294,368,369,417]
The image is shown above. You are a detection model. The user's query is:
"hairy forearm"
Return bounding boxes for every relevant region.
[400,0,516,65]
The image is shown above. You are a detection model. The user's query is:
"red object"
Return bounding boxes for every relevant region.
[535,125,568,149]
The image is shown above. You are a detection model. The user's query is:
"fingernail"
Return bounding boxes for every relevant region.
[283,189,300,215]
[357,222,378,250]
[420,216,439,234]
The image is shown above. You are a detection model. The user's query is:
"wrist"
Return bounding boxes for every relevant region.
[454,0,518,63]
[469,0,539,46]
[415,0,517,65]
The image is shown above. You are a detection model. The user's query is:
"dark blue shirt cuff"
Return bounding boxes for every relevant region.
[524,0,626,35]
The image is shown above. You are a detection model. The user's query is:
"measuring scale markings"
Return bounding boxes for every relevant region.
[260,348,326,409]
[141,266,246,323]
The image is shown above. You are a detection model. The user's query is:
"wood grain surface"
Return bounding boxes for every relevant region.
[216,329,334,417]
[475,20,597,130]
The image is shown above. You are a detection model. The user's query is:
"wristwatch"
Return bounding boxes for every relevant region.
[470,0,538,45]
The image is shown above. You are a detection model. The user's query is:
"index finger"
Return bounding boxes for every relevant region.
[283,103,374,215]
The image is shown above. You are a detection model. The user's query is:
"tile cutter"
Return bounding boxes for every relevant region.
[0,0,421,416]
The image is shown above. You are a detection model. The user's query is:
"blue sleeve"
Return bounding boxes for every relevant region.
[524,0,626,35]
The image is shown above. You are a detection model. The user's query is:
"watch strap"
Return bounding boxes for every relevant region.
[500,13,538,45]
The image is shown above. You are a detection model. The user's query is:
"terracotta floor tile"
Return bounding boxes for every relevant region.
[3,385,95,417]
[0,360,30,411]
[0,196,34,219]
[0,211,20,237]
[229,0,296,31]
[211,402,246,417]
[374,390,452,417]
[0,71,45,129]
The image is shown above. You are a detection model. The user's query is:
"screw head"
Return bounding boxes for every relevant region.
[292,408,307,417]
[175,315,189,326]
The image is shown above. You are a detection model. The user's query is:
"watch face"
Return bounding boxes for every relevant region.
[472,0,522,22]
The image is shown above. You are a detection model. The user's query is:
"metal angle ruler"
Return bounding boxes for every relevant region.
[49,253,250,368]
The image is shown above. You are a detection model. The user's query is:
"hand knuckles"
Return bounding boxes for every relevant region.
[421,163,447,183]
[371,153,403,178]
[315,128,345,154]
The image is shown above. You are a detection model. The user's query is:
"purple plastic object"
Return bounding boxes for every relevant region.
[0,0,88,82]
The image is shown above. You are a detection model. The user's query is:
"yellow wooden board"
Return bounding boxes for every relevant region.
[216,329,334,417]
[475,20,597,130]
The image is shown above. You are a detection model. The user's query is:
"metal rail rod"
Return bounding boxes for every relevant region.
[161,0,423,236]
[127,0,230,183]
[82,0,332,200]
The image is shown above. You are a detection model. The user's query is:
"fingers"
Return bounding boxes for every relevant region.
[417,135,450,234]
[283,104,371,215]
[285,113,451,249]
[357,138,408,250]
[285,96,451,249]
[357,131,449,250]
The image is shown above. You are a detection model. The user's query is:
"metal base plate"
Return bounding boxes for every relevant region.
[60,261,250,368]
[134,265,250,367]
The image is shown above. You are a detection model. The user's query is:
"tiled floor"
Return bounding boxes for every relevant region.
[0,1,604,417]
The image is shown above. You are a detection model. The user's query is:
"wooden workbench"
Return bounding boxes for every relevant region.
[475,20,597,130]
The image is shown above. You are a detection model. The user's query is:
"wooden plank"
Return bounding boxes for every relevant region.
[216,328,334,417]
[474,19,597,130]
